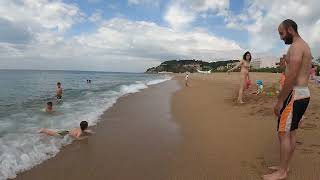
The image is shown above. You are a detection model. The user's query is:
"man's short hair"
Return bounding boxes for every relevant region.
[282,19,298,33]
[57,82,61,85]
[80,121,88,131]
[47,102,53,106]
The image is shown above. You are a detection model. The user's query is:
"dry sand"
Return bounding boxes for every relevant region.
[170,72,320,180]
[16,72,320,180]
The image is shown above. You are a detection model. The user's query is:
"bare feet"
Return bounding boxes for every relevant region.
[263,169,287,180]
[268,166,290,172]
[238,100,245,104]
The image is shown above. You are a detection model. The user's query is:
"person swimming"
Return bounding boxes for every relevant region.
[43,102,53,113]
[56,82,63,99]
[39,121,93,140]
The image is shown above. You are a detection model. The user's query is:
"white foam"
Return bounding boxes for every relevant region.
[0,76,172,180]
[146,76,172,85]
[120,83,148,94]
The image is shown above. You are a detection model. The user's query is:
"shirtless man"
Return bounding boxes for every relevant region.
[263,19,312,180]
[39,121,93,140]
[56,82,63,99]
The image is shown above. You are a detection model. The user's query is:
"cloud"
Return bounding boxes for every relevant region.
[164,0,230,30]
[88,10,103,23]
[224,0,320,56]
[0,16,243,71]
[0,18,33,44]
[0,0,245,72]
[0,0,83,33]
[164,3,196,30]
[128,0,160,6]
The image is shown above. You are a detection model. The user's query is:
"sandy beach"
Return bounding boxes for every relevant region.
[16,73,320,180]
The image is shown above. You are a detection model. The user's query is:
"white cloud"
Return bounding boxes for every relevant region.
[128,0,160,6]
[164,3,196,30]
[88,10,103,23]
[164,0,229,30]
[0,0,250,72]
[0,16,243,71]
[224,0,320,56]
[0,0,83,33]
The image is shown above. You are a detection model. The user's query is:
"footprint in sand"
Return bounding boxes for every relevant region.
[296,141,303,145]
[301,123,317,130]
[309,144,320,148]
[257,109,264,113]
[240,160,263,176]
[300,148,314,154]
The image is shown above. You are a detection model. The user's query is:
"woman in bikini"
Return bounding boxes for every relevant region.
[227,51,252,104]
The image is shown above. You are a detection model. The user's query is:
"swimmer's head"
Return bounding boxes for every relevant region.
[57,82,61,87]
[80,121,88,131]
[46,102,53,111]
[243,51,251,62]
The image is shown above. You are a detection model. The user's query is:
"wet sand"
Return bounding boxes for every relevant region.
[16,73,320,180]
[16,80,181,180]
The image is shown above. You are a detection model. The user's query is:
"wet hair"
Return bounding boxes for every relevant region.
[80,121,88,131]
[312,64,315,68]
[47,102,53,106]
[243,51,252,62]
[57,82,61,85]
[282,19,298,33]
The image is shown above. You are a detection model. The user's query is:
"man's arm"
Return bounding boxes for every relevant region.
[68,131,88,140]
[277,45,303,103]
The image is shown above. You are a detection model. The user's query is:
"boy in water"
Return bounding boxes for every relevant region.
[56,82,63,99]
[43,102,53,113]
[39,121,93,140]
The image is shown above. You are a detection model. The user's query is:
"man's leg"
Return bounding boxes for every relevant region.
[289,130,297,162]
[263,132,290,180]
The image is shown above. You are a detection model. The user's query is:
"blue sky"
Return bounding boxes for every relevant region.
[68,0,249,46]
[0,0,319,72]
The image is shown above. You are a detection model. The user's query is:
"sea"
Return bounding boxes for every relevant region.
[0,69,172,179]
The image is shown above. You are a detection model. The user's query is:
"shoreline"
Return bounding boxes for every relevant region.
[14,72,320,180]
[16,79,181,180]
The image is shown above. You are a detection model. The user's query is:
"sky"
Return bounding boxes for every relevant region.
[0,0,319,72]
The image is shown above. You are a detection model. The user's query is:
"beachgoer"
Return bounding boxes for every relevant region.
[263,19,312,180]
[56,82,63,99]
[43,102,53,113]
[39,121,93,140]
[310,64,316,80]
[227,51,252,103]
[185,73,189,87]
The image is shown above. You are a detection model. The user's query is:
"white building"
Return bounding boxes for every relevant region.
[251,56,278,69]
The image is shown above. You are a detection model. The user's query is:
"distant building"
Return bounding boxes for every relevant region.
[251,58,262,69]
[251,57,277,69]
[216,66,226,71]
